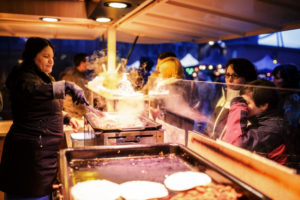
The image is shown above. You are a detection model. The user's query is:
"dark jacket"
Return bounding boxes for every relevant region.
[0,62,67,197]
[223,97,288,164]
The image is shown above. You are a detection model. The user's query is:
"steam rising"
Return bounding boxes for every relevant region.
[86,50,146,125]
[86,50,212,129]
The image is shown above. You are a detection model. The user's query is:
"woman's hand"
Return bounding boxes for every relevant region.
[65,81,89,105]
[69,118,81,132]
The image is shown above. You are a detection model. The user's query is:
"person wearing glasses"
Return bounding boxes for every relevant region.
[204,58,257,139]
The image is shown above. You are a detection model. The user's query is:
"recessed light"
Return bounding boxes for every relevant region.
[208,41,215,46]
[96,17,112,23]
[104,2,131,8]
[40,17,60,22]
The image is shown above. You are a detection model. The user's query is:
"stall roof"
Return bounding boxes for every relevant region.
[0,0,300,44]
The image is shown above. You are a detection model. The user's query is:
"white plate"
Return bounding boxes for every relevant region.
[120,180,168,200]
[70,132,94,140]
[164,171,211,191]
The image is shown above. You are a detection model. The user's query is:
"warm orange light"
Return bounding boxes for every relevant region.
[40,17,60,22]
[199,65,206,70]
[104,2,131,8]
[96,17,112,23]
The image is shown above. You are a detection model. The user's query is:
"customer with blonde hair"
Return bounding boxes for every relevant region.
[156,51,184,79]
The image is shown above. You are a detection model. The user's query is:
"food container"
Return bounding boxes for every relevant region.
[59,143,270,200]
[70,132,95,147]
[83,112,163,145]
[84,112,162,132]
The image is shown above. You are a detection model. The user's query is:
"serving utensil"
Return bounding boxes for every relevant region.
[85,105,105,118]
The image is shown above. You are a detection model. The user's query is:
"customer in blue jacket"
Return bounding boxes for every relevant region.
[223,79,288,165]
[272,64,300,169]
[0,37,89,200]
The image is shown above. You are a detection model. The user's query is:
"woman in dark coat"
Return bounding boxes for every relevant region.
[0,37,88,200]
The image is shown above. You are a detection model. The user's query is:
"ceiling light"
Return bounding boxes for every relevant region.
[208,41,215,46]
[40,17,60,22]
[104,2,131,8]
[96,17,112,23]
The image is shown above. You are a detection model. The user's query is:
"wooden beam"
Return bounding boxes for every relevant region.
[188,131,300,200]
[146,13,245,36]
[167,1,281,31]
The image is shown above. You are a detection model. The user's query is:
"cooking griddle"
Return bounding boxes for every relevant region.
[84,112,162,132]
[59,144,270,200]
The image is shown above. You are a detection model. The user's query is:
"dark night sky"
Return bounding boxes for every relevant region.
[0,35,299,82]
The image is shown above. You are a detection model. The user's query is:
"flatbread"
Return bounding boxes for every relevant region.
[71,179,120,200]
[164,171,211,191]
[120,180,169,200]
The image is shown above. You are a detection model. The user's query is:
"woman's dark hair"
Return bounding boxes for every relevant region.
[272,64,299,89]
[225,58,257,82]
[74,53,88,67]
[240,79,278,110]
[158,52,176,60]
[22,37,54,63]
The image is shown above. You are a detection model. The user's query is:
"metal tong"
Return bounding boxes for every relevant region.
[85,105,105,118]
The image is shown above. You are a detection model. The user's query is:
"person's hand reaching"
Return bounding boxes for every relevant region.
[69,118,81,132]
[65,81,89,105]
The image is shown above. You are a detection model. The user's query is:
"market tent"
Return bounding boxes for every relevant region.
[254,54,280,72]
[198,47,227,66]
[180,53,199,67]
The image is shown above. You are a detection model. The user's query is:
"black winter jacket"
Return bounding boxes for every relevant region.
[223,97,288,164]
[0,62,67,197]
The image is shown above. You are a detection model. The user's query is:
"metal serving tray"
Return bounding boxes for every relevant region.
[84,112,162,132]
[59,144,270,200]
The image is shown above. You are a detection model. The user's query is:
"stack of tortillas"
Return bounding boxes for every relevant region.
[119,180,169,200]
[71,171,212,200]
[71,180,120,200]
[164,171,212,191]
[71,179,169,200]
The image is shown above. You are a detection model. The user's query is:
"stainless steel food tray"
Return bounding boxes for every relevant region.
[59,143,270,200]
[84,112,162,132]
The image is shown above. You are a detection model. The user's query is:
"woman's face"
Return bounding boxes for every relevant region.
[225,64,246,90]
[272,72,284,88]
[34,45,54,74]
